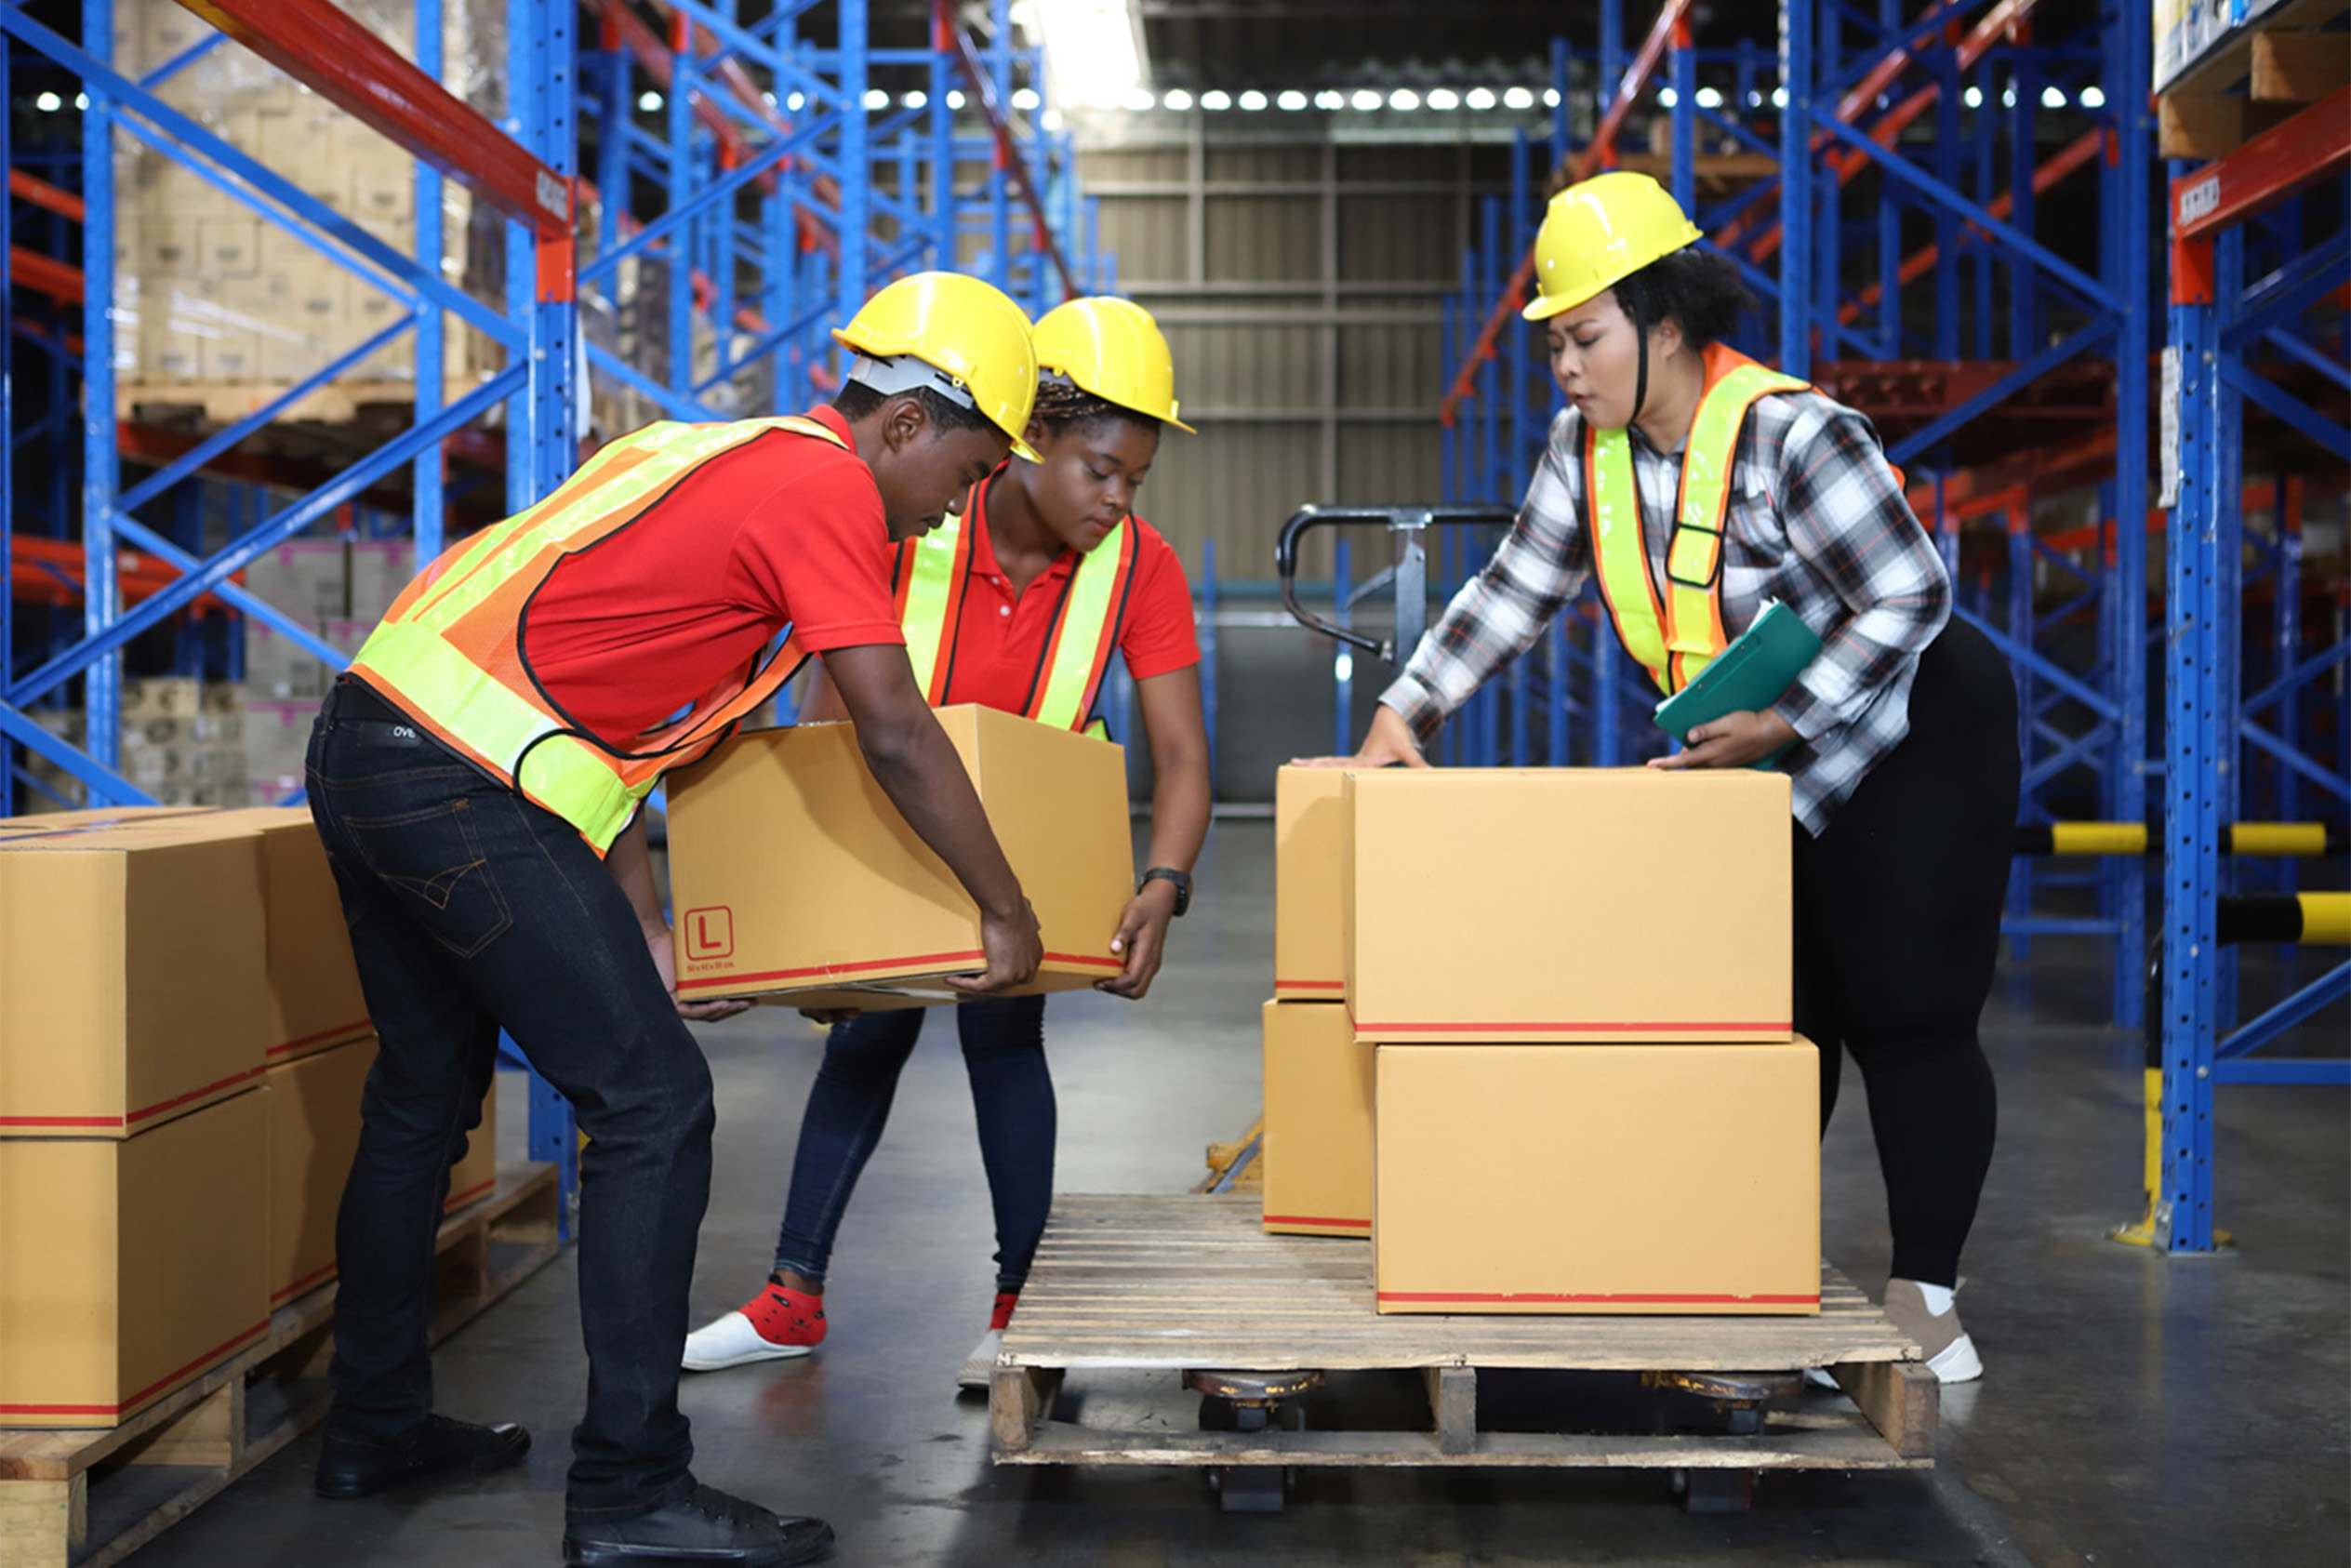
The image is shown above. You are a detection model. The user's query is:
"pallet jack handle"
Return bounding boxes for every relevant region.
[1274,505,1514,664]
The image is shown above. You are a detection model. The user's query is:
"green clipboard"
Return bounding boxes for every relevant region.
[1651,599,1822,768]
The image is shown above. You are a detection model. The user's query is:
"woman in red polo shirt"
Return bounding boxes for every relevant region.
[683,299,1211,1388]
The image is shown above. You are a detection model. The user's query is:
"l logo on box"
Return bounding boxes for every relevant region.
[683,906,734,961]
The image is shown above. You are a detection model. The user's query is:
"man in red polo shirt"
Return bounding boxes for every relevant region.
[313,273,1046,1568]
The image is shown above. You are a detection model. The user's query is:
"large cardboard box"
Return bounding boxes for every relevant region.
[208,806,372,1061]
[264,1036,376,1304]
[1273,765,1347,1001]
[1374,1041,1821,1315]
[0,821,268,1136]
[0,805,207,835]
[0,1089,272,1427]
[1260,999,1374,1237]
[1342,769,1793,1043]
[665,708,1132,1007]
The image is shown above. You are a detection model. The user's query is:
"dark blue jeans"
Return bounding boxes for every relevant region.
[774,994,1054,1296]
[306,680,711,1524]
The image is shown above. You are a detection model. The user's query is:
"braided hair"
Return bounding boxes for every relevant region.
[1029,374,1157,439]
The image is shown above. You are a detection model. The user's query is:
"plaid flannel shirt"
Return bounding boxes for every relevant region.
[1381,389,1952,835]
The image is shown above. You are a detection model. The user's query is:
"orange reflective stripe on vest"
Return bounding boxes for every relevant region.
[1586,343,1808,695]
[349,415,848,853]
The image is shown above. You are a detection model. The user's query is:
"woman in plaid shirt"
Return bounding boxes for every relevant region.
[1341,175,2020,1383]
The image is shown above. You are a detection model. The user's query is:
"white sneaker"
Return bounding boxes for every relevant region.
[682,1282,826,1371]
[956,1328,1003,1390]
[1882,1278,1983,1385]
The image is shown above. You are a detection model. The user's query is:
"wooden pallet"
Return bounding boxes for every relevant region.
[991,1195,1934,1497]
[0,1163,559,1568]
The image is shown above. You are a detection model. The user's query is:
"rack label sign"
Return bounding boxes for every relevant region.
[2158,346,2181,510]
[2177,174,2220,229]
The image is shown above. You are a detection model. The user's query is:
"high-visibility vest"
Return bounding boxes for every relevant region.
[348,414,850,855]
[893,474,1138,736]
[1587,343,1809,696]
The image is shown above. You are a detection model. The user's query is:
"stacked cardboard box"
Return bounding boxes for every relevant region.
[1258,767,1375,1236]
[109,0,503,408]
[1340,768,1820,1316]
[0,815,272,1425]
[665,708,1135,1011]
[1258,766,1822,1316]
[18,683,253,811]
[0,806,490,1426]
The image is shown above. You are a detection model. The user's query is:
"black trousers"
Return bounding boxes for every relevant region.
[1792,616,2021,1288]
[307,680,712,1523]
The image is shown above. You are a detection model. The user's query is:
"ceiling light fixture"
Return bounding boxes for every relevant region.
[1388,87,1420,111]
[1465,86,1496,110]
[1164,87,1195,111]
[1012,86,1041,110]
[1201,88,1232,111]
[638,89,662,112]
[1427,86,1460,111]
[1277,89,1308,110]
[1349,87,1382,111]
[1503,86,1535,110]
[1239,88,1268,111]
[1314,88,1346,111]
[1694,86,1722,108]
[1029,0,1147,111]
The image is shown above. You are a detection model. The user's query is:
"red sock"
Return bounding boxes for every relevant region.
[989,1292,1019,1333]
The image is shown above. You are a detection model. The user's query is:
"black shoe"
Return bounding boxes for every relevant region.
[314,1414,531,1499]
[562,1485,833,1567]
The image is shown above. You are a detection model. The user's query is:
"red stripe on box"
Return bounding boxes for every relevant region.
[1263,1214,1371,1229]
[1352,1020,1791,1035]
[1376,1291,1820,1305]
[444,1177,497,1212]
[270,1259,341,1304]
[0,1113,125,1128]
[266,1018,374,1058]
[1274,979,1345,991]
[679,950,1121,993]
[0,1319,272,1415]
[126,1067,266,1124]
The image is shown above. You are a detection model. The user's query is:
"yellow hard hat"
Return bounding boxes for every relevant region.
[1032,297,1196,433]
[832,272,1042,461]
[1521,171,1705,323]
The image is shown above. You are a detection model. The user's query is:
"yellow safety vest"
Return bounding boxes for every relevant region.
[348,414,849,854]
[1587,343,1809,695]
[893,473,1138,736]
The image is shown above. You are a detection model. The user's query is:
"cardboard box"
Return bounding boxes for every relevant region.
[264,1036,375,1303]
[0,1089,272,1427]
[445,1072,498,1213]
[666,707,1132,1006]
[0,819,269,1136]
[207,806,372,1060]
[196,215,261,278]
[1342,769,1793,1043]
[1374,1041,1821,1315]
[1260,999,1373,1237]
[1273,765,1347,1001]
[0,805,207,836]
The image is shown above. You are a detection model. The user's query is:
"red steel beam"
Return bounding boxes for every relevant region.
[9,169,86,223]
[1439,0,1696,426]
[10,534,238,613]
[176,0,571,238]
[2172,86,2351,243]
[12,247,83,304]
[934,0,1077,299]
[1838,126,2102,325]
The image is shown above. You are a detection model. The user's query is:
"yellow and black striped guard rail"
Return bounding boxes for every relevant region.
[2013,822,2346,857]
[2215,893,2351,947]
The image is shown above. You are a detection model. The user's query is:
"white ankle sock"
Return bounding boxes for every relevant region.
[1912,1281,1955,1316]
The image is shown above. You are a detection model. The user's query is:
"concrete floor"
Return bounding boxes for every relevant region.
[132,820,2348,1567]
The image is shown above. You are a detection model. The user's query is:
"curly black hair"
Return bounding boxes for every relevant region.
[1029,376,1157,440]
[1609,246,1759,349]
[830,378,998,438]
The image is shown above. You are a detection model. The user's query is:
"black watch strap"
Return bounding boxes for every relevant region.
[1139,867,1191,917]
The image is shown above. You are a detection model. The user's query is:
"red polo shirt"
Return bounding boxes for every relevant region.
[521,406,904,747]
[920,474,1200,716]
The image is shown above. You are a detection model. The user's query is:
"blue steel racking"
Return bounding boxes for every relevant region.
[1428,0,2186,1032]
[2,0,1104,1225]
[2157,88,2349,1254]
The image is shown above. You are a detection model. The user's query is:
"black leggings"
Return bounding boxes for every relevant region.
[1793,616,2020,1288]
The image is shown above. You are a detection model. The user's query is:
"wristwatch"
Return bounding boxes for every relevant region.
[1138,867,1191,917]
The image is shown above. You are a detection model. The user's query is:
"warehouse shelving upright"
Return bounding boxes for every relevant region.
[2157,86,2350,1254]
